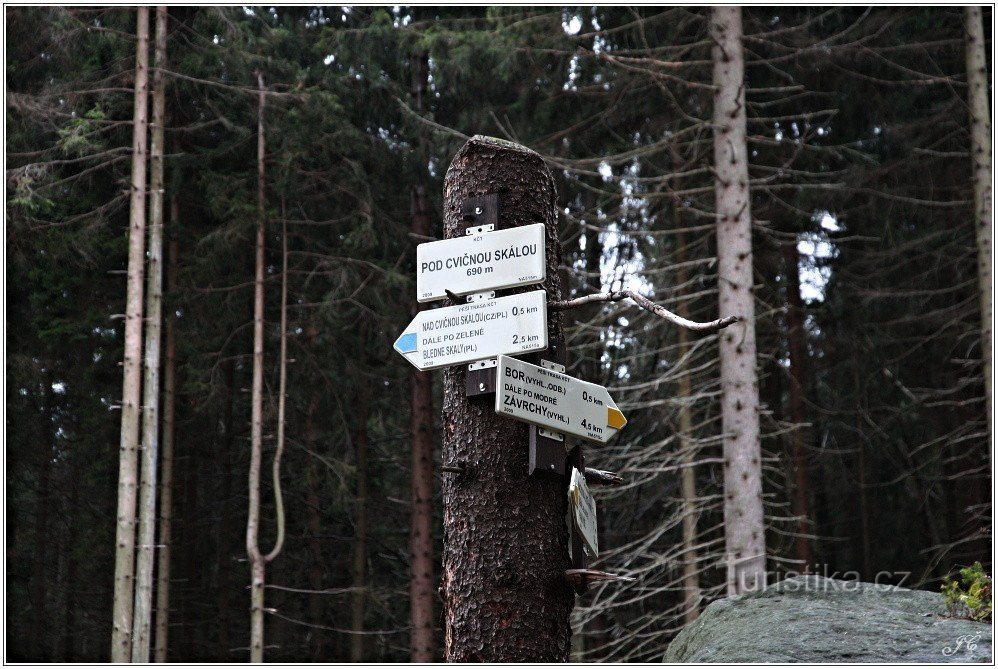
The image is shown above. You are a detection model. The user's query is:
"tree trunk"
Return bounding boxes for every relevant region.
[31,370,54,660]
[964,6,992,444]
[111,8,150,660]
[132,7,168,660]
[782,242,813,569]
[408,42,436,664]
[440,136,573,662]
[246,70,267,664]
[350,398,369,663]
[711,6,767,596]
[674,227,700,624]
[153,193,179,662]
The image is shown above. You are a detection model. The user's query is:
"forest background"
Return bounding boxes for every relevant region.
[6,5,993,662]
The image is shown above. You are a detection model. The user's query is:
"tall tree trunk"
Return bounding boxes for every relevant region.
[132,7,168,660]
[153,194,179,662]
[964,6,992,444]
[408,41,436,664]
[111,8,150,660]
[782,242,813,568]
[711,6,766,596]
[31,370,54,660]
[674,227,700,624]
[246,70,267,664]
[350,398,370,663]
[440,136,573,662]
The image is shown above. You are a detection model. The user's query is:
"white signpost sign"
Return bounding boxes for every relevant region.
[495,355,627,444]
[416,223,545,302]
[394,290,548,370]
[569,467,598,558]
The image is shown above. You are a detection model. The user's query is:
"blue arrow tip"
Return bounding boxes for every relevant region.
[395,332,417,354]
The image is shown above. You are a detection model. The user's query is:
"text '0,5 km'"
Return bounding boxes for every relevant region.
[416,223,546,302]
[394,290,548,370]
[495,355,627,444]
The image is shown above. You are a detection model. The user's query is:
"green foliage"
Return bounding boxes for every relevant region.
[56,105,107,156]
[942,562,993,622]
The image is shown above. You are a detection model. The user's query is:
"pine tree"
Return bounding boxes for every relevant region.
[711,6,767,595]
[111,8,150,660]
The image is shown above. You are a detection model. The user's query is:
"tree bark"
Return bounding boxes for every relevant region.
[440,136,573,662]
[111,8,150,660]
[782,242,813,569]
[408,42,436,664]
[153,193,179,662]
[674,227,700,624]
[132,7,168,660]
[246,70,267,664]
[350,398,370,663]
[711,6,767,596]
[964,6,992,444]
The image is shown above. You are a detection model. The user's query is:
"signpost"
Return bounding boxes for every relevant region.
[569,467,598,559]
[416,223,546,302]
[394,290,548,371]
[495,355,627,444]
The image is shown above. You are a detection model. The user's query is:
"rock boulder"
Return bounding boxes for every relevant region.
[665,576,991,663]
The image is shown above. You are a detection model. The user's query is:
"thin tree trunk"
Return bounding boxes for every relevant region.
[153,194,179,662]
[246,70,267,664]
[31,370,54,660]
[964,6,992,444]
[711,6,766,596]
[674,227,700,624]
[350,398,369,663]
[111,8,150,660]
[132,7,168,660]
[440,136,573,662]
[408,40,436,663]
[782,242,813,568]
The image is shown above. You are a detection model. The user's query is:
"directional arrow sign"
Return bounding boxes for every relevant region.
[394,290,548,370]
[416,223,545,302]
[495,355,627,444]
[569,467,598,559]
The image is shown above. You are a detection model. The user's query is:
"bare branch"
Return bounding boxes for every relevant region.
[548,290,740,332]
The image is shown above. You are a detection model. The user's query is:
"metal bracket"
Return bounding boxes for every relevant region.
[461,194,499,231]
[540,359,566,374]
[538,428,564,442]
[468,358,497,372]
[466,291,495,303]
[466,358,498,397]
[465,223,495,236]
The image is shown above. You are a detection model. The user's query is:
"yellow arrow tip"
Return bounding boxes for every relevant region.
[607,407,627,430]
